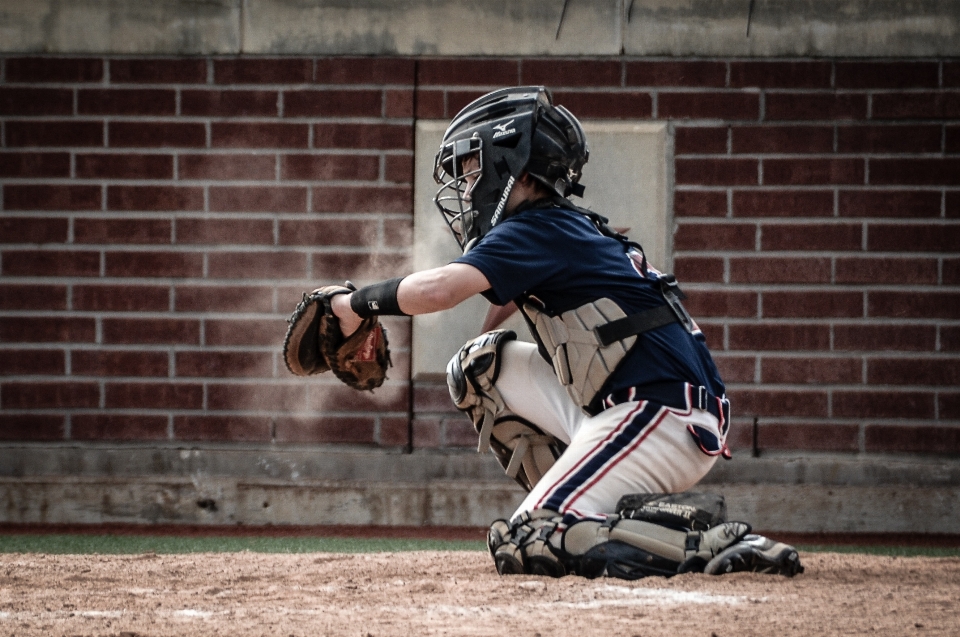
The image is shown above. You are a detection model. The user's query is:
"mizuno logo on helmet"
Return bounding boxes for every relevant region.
[492,119,517,139]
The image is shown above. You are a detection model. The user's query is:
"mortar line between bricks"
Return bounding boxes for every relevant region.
[674,152,953,159]
[675,216,959,224]
[699,312,960,323]
[3,149,413,157]
[677,216,960,227]
[0,244,400,254]
[1,178,412,188]
[675,184,954,192]
[0,210,408,220]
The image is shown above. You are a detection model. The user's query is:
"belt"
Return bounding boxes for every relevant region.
[599,382,730,426]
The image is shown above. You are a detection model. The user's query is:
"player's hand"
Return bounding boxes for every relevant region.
[329,292,363,337]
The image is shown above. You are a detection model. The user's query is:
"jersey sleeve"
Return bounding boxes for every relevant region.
[454,214,567,306]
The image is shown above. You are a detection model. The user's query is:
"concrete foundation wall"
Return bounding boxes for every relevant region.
[1,0,959,57]
[2,445,958,533]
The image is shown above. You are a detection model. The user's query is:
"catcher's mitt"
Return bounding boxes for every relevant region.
[283,284,391,391]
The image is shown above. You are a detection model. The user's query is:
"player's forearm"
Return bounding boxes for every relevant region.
[397,264,489,315]
[329,263,490,335]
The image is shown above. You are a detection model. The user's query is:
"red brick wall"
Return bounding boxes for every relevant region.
[1,56,958,455]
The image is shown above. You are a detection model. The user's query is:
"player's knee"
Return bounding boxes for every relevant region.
[446,329,516,414]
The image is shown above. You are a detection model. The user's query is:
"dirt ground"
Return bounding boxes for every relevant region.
[2,550,959,637]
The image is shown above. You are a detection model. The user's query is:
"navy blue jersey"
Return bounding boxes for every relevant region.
[455,205,725,408]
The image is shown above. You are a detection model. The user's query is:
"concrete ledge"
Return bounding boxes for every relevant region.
[1,0,958,56]
[717,483,960,534]
[2,445,958,533]
[626,0,960,57]
[701,452,960,487]
[0,0,241,55]
[0,444,510,483]
[0,476,524,528]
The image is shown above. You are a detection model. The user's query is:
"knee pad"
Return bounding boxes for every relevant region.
[447,329,516,451]
[448,330,564,491]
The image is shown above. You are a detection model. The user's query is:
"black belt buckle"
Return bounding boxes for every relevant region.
[659,275,695,333]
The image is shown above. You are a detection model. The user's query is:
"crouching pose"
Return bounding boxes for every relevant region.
[329,87,802,579]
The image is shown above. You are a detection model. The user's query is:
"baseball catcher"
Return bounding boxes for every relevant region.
[295,86,802,579]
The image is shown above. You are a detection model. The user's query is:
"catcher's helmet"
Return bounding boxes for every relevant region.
[433,86,589,253]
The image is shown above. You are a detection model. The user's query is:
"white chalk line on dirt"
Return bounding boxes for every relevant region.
[374,585,761,617]
[0,609,228,622]
[172,609,216,618]
[0,583,763,625]
[560,585,758,608]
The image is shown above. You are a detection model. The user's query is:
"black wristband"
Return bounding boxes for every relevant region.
[350,277,408,317]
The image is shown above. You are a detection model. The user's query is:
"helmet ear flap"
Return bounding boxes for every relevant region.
[526,101,589,199]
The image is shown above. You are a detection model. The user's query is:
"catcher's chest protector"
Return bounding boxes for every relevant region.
[521,297,636,412]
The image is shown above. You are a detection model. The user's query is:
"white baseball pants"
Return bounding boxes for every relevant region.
[494,341,727,523]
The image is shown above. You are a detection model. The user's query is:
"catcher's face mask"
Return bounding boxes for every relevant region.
[433,135,486,252]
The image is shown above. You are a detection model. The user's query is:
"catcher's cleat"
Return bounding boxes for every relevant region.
[493,547,525,576]
[704,534,804,577]
[487,515,566,577]
[488,519,525,576]
[526,554,565,578]
[487,519,510,557]
[698,521,752,557]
